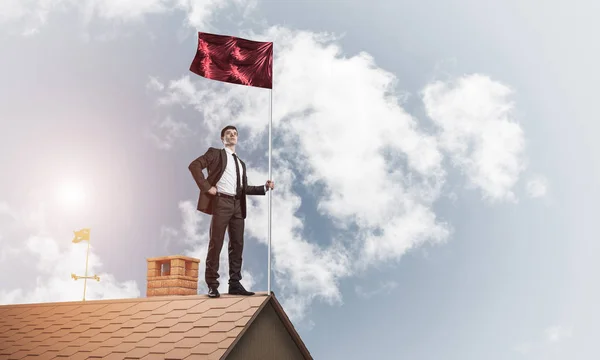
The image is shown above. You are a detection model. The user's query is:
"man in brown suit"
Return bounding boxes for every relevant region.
[188,125,274,298]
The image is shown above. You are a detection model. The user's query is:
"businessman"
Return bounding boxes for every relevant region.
[188,125,274,298]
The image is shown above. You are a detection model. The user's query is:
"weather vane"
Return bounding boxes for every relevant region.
[70,228,100,301]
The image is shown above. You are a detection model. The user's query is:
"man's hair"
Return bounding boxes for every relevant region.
[221,125,238,139]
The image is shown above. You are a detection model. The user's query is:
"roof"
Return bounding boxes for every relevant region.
[0,292,311,360]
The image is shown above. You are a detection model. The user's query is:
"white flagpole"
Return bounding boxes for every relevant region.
[267,84,273,294]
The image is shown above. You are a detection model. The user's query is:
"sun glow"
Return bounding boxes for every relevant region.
[57,180,87,207]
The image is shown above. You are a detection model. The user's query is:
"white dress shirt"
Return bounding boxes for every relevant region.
[216,147,244,196]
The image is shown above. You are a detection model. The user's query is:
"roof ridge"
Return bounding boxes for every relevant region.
[0,292,270,309]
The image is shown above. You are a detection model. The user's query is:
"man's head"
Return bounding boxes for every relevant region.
[221,125,238,146]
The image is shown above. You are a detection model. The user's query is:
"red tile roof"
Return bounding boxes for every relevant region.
[0,292,310,359]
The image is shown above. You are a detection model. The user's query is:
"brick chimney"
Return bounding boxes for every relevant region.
[146,255,200,297]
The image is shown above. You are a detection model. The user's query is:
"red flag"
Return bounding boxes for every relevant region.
[189,32,273,89]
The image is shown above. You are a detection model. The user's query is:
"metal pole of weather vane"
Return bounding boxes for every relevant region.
[71,228,100,301]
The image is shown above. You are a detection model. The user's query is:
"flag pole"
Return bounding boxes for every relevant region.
[267,72,273,295]
[188,32,274,294]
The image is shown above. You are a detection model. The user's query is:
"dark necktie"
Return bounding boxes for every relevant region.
[232,153,241,196]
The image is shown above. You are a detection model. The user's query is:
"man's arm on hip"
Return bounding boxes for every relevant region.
[189,147,216,192]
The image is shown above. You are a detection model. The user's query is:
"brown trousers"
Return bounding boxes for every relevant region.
[205,195,245,288]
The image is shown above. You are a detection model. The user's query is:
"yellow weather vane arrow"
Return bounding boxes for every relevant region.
[71,273,100,281]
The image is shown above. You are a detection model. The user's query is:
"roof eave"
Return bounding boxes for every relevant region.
[218,292,313,360]
[267,292,313,360]
[218,292,273,359]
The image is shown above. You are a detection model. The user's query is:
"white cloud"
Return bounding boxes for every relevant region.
[0,202,140,305]
[156,76,200,108]
[0,0,27,22]
[0,0,59,24]
[244,167,352,319]
[146,116,193,150]
[526,175,548,198]
[0,0,256,35]
[81,0,172,22]
[175,0,256,29]
[423,74,526,202]
[147,76,165,92]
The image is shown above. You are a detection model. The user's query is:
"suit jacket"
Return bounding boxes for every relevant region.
[188,147,266,219]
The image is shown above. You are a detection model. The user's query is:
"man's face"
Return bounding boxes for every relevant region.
[222,129,238,145]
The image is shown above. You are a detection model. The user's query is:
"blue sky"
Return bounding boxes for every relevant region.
[1,0,598,359]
